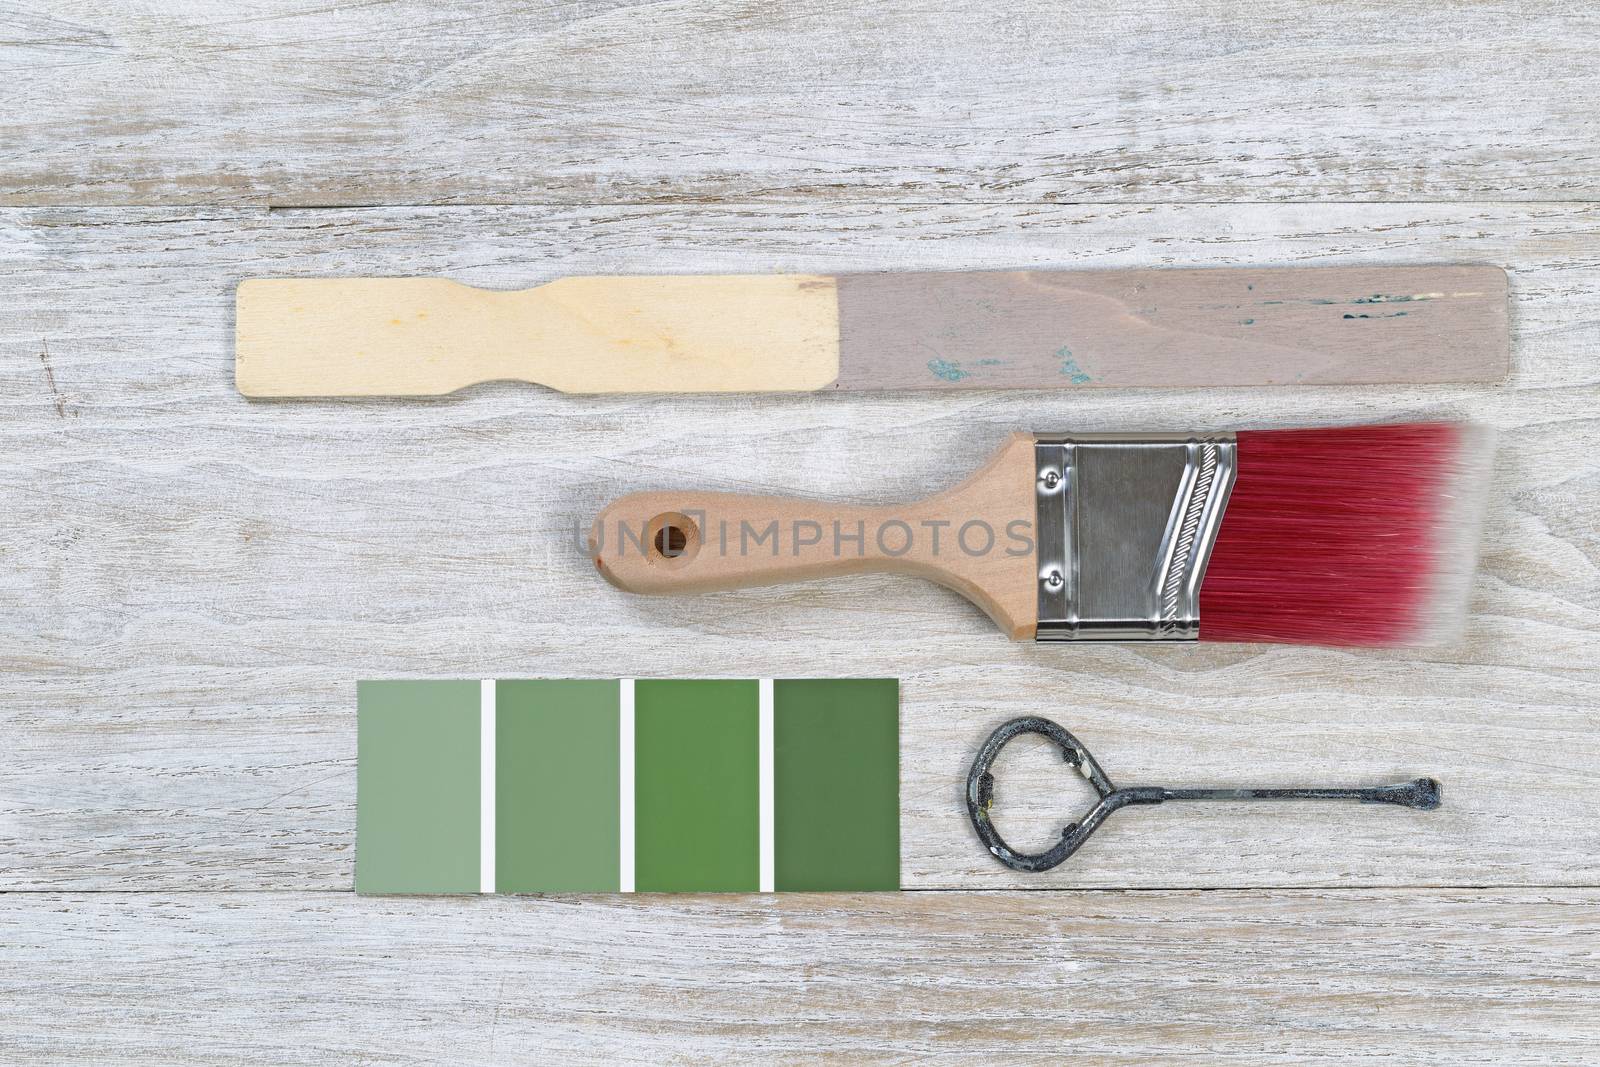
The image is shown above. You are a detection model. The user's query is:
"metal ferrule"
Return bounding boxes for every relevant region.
[1035,432,1237,641]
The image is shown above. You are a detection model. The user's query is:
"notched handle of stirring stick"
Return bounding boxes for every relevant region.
[234,276,842,397]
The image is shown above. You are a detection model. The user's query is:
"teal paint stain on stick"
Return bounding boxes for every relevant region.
[928,357,1003,382]
[1055,346,1091,384]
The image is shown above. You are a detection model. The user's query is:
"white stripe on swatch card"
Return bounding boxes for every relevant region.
[759,678,775,893]
[618,678,636,894]
[480,679,496,895]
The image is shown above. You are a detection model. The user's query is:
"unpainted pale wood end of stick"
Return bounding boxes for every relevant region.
[234,275,842,397]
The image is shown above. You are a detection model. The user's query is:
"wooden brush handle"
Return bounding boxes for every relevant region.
[590,435,1040,638]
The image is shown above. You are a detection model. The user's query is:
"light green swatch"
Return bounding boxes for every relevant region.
[634,679,760,892]
[356,679,480,894]
[496,679,620,892]
[775,678,900,891]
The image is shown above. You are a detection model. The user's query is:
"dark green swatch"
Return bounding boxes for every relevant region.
[495,680,620,893]
[634,679,759,892]
[774,678,900,891]
[356,679,480,894]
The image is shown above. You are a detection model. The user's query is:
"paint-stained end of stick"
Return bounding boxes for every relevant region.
[833,265,1510,389]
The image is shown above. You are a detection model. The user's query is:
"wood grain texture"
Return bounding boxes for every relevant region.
[592,433,1040,637]
[3,202,1598,895]
[3,1,1598,207]
[834,266,1510,389]
[234,266,1510,396]
[235,274,841,395]
[2,891,1598,1064]
[5,0,1600,1047]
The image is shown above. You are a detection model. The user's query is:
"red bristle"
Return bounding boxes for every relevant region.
[1198,422,1463,647]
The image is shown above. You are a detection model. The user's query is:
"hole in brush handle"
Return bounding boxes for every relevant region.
[644,511,701,568]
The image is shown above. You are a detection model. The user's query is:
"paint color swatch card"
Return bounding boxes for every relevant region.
[357,678,900,894]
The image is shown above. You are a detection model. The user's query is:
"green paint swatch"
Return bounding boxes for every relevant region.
[496,679,619,893]
[356,679,480,894]
[357,678,899,894]
[634,679,760,892]
[774,678,900,891]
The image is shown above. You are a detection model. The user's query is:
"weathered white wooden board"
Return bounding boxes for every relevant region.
[5,1,1600,1057]
[3,0,1598,206]
[3,203,1597,893]
[1,891,1597,1064]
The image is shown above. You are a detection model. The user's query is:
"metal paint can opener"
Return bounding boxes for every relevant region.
[966,716,1441,873]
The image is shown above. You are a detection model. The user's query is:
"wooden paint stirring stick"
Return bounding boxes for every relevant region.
[235,265,1508,396]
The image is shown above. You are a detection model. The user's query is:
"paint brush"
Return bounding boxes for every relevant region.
[234,266,1507,396]
[591,422,1492,647]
